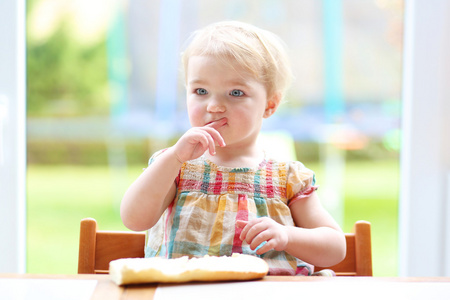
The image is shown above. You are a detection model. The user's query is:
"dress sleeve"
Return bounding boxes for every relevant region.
[147,148,167,166]
[286,161,318,207]
[147,148,181,186]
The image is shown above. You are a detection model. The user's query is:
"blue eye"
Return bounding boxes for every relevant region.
[230,89,244,97]
[196,88,208,95]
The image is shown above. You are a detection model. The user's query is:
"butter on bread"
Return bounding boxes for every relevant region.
[109,253,269,285]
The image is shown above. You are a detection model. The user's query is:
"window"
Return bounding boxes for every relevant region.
[26,0,403,275]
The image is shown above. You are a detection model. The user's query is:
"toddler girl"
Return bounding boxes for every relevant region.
[121,21,346,275]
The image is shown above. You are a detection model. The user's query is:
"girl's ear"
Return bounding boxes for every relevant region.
[263,92,282,118]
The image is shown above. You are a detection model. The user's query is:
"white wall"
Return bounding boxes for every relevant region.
[399,0,450,276]
[0,0,27,273]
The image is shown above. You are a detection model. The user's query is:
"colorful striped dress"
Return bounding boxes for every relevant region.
[144,151,318,275]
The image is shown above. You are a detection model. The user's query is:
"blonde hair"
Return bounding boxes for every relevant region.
[181,21,293,99]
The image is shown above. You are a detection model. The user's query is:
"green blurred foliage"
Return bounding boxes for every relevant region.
[27,139,152,165]
[26,0,110,117]
[27,161,399,276]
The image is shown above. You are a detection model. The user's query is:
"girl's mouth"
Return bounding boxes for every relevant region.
[206,117,228,128]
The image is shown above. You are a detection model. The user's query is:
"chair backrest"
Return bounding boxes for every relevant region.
[78,218,145,274]
[78,218,372,276]
[315,220,373,276]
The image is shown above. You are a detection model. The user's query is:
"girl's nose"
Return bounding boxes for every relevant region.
[207,98,226,113]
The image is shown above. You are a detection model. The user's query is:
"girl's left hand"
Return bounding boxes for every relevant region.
[236,218,289,255]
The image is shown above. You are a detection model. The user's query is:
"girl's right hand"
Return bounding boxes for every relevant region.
[172,118,227,163]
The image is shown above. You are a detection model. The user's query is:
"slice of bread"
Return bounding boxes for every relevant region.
[109,253,269,285]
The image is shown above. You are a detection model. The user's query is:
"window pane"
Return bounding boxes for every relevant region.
[27,0,402,276]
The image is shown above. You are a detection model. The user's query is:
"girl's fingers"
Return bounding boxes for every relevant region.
[201,126,226,147]
[237,218,285,254]
[239,218,265,243]
[175,126,225,161]
[239,218,256,240]
[236,220,248,228]
[239,221,253,240]
[204,131,216,155]
[189,128,216,151]
[250,230,270,250]
[195,131,210,151]
[245,220,268,244]
[256,239,275,255]
[205,117,227,130]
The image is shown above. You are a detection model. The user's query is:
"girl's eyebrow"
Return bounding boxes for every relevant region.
[187,79,206,85]
[227,81,249,88]
[187,78,251,88]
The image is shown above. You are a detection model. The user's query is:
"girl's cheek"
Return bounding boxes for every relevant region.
[187,106,204,127]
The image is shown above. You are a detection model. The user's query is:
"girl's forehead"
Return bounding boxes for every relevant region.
[187,55,258,81]
[189,55,240,68]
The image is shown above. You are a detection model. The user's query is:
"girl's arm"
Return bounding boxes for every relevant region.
[238,192,346,267]
[120,147,181,231]
[120,122,226,232]
[285,192,346,267]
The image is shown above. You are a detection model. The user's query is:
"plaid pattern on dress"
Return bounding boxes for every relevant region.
[145,151,318,275]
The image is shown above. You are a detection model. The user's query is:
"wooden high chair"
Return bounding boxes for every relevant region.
[78,218,372,276]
